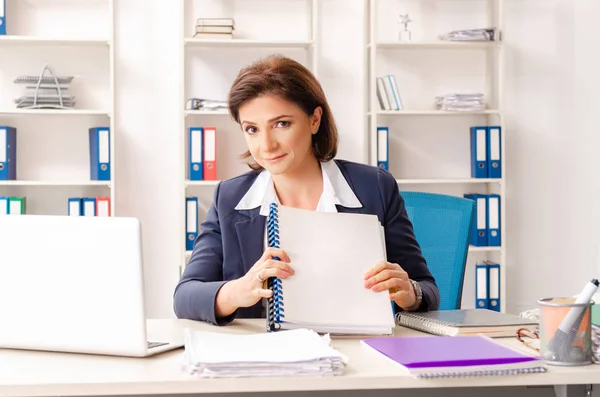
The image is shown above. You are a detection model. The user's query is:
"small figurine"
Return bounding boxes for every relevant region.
[398,13,412,41]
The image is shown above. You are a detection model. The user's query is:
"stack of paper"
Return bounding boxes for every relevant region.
[592,325,600,363]
[182,328,348,378]
[434,93,486,111]
[439,28,498,42]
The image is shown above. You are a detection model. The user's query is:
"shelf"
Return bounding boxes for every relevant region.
[184,110,229,117]
[373,40,501,50]
[184,38,314,48]
[468,246,502,253]
[397,178,502,185]
[0,109,111,117]
[371,110,500,116]
[0,181,111,187]
[185,180,220,187]
[0,36,110,46]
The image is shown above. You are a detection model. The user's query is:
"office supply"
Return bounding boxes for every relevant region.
[386,75,403,110]
[475,263,489,309]
[265,203,395,335]
[540,279,599,365]
[194,17,234,39]
[96,197,110,217]
[375,77,391,110]
[377,126,388,170]
[182,328,347,378]
[0,126,17,181]
[435,93,485,111]
[189,127,203,180]
[8,197,25,214]
[89,127,110,181]
[395,309,537,338]
[68,198,82,216]
[0,0,5,35]
[185,197,198,251]
[13,64,76,109]
[470,126,488,178]
[439,28,499,42]
[0,215,183,357]
[82,197,96,216]
[487,262,501,311]
[362,334,546,378]
[464,193,487,246]
[203,127,216,180]
[0,196,7,215]
[486,194,501,246]
[487,126,502,178]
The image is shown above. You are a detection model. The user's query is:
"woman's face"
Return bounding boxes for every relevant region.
[238,94,322,176]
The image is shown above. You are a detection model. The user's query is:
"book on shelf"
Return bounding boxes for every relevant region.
[194,17,234,39]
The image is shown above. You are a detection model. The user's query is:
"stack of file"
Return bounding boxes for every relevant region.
[439,28,498,42]
[186,98,228,111]
[182,328,348,378]
[434,93,485,111]
[194,17,234,39]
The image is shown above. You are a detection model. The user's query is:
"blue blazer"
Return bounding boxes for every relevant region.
[173,160,440,325]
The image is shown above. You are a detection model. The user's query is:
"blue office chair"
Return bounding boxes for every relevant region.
[399,191,475,310]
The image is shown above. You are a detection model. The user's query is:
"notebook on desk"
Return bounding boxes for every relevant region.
[264,203,395,336]
[395,309,538,338]
[362,335,547,379]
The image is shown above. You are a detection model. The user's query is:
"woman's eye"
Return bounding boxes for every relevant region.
[245,126,257,134]
[276,121,290,128]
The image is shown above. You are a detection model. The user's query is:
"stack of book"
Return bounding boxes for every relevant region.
[193,18,234,40]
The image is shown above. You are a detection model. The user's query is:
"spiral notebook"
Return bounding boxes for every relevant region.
[265,203,395,335]
[362,335,547,379]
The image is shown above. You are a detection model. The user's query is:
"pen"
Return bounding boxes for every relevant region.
[545,278,599,361]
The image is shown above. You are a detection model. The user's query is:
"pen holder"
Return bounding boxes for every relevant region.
[537,297,594,366]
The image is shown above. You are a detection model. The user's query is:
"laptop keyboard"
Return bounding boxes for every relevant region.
[148,341,169,349]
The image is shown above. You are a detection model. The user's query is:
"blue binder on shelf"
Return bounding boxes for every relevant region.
[475,262,489,309]
[0,126,17,181]
[470,126,487,178]
[464,193,487,246]
[68,198,82,216]
[89,127,110,181]
[186,197,198,251]
[0,196,8,215]
[0,0,5,36]
[487,126,502,178]
[189,127,204,180]
[487,262,501,311]
[486,194,501,246]
[82,198,96,216]
[377,126,388,170]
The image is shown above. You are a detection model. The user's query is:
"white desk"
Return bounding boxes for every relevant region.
[0,319,597,397]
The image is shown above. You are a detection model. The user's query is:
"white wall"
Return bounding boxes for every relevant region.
[5,0,598,319]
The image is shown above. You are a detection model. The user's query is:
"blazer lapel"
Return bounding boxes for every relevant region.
[234,208,265,274]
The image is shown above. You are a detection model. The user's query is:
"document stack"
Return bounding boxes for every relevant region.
[182,328,348,378]
[592,325,600,363]
[186,98,228,112]
[13,64,75,109]
[193,17,234,39]
[434,93,485,112]
[439,28,498,42]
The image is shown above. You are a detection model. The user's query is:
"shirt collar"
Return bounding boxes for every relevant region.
[234,160,362,216]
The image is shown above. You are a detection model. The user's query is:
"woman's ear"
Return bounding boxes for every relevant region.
[311,106,323,134]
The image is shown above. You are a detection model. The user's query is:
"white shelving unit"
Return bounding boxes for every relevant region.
[179,0,318,274]
[0,0,116,216]
[366,0,506,312]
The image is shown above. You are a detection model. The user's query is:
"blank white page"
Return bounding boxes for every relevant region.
[276,205,395,329]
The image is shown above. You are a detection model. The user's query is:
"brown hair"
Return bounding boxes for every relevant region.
[228,54,338,170]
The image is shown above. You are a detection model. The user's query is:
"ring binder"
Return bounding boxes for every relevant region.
[266,203,284,332]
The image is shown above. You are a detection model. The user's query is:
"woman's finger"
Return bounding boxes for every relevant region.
[263,259,295,274]
[371,277,408,293]
[260,247,291,263]
[257,267,294,282]
[364,269,406,288]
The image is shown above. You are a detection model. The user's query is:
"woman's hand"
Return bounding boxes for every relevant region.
[364,260,417,310]
[216,248,294,317]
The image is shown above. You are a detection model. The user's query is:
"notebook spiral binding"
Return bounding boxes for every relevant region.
[415,366,547,379]
[266,203,284,332]
[394,312,454,336]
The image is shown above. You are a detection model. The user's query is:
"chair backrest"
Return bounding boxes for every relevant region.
[400,191,475,310]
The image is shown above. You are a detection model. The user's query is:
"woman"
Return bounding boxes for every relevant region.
[173,54,440,325]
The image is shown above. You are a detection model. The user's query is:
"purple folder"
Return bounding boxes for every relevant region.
[362,335,540,369]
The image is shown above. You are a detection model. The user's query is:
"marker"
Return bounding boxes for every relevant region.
[545,278,599,362]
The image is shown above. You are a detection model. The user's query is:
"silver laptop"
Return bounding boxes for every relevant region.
[0,214,183,357]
